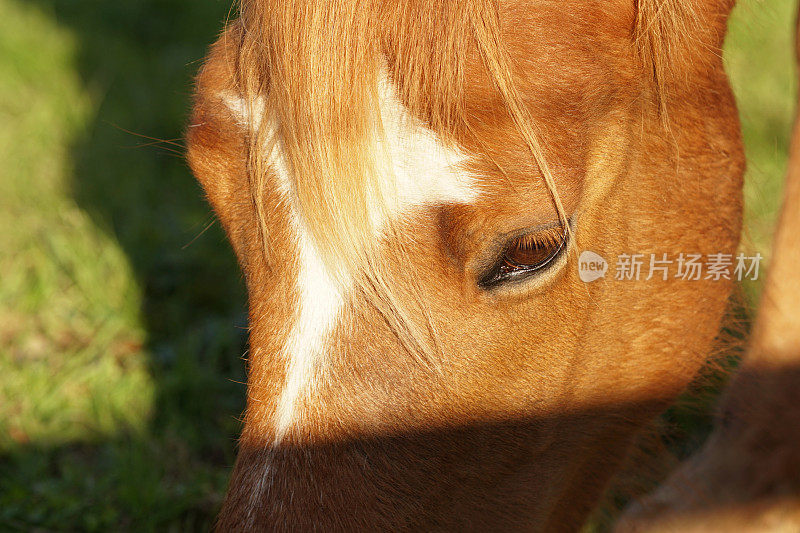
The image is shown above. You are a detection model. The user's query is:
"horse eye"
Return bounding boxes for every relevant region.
[479,226,568,288]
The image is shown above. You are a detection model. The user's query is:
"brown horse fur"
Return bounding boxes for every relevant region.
[616,8,800,531]
[187,0,747,530]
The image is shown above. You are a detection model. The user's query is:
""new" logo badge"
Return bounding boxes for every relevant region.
[579,251,608,283]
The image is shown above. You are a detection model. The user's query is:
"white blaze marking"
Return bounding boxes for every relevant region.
[222,72,479,443]
[272,206,343,441]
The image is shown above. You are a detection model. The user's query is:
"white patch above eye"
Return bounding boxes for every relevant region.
[222,70,480,231]
[373,73,480,219]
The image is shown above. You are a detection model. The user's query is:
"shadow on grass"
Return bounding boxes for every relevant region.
[1,0,248,529]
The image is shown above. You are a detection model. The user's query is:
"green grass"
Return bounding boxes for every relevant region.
[0,0,247,529]
[0,0,795,530]
[727,0,797,277]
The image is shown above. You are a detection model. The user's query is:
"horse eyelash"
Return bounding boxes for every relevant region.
[508,226,566,252]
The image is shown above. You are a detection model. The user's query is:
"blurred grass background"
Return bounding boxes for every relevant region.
[0,0,795,530]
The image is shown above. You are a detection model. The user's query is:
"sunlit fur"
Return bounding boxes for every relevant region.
[187,0,746,530]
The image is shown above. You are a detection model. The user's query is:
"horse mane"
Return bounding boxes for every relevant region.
[230,0,689,363]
